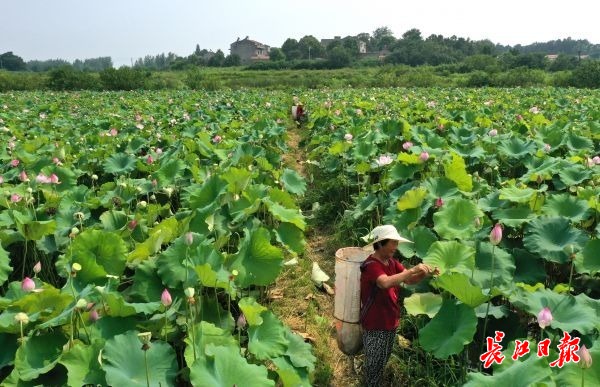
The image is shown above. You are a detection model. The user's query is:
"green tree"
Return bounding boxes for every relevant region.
[281,38,301,60]
[269,48,286,61]
[328,46,352,68]
[0,52,26,71]
[298,35,325,59]
[571,60,600,88]
[208,50,225,67]
[223,54,241,67]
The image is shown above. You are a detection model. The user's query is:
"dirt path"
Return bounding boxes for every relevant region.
[272,126,361,386]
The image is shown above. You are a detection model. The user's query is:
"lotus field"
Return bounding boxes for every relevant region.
[0,88,599,386]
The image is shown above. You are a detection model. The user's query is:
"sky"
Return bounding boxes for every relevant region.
[2,0,599,67]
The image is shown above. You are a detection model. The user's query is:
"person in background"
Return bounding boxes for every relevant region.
[360,225,439,386]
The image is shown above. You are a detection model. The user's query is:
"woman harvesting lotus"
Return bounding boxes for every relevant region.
[360,225,439,386]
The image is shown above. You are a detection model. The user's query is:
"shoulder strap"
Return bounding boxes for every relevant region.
[359,260,379,323]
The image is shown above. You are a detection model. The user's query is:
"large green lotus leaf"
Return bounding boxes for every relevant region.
[272,356,311,387]
[0,244,11,287]
[443,152,473,192]
[275,222,306,255]
[478,191,504,212]
[509,288,599,334]
[102,331,178,387]
[566,132,594,151]
[99,210,128,231]
[434,272,488,307]
[433,198,483,240]
[512,248,547,284]
[404,292,443,318]
[465,349,552,386]
[103,292,161,317]
[350,193,378,220]
[155,158,186,187]
[553,337,600,386]
[190,344,274,387]
[12,285,73,323]
[523,217,589,264]
[103,153,137,174]
[422,177,459,200]
[541,193,591,222]
[498,186,536,203]
[284,328,316,372]
[238,297,267,326]
[248,311,288,360]
[128,217,179,264]
[281,168,306,195]
[59,340,106,387]
[69,229,127,288]
[558,163,592,186]
[396,187,427,210]
[0,333,18,368]
[423,241,475,275]
[398,226,438,258]
[474,303,508,319]
[221,167,253,195]
[129,259,164,302]
[575,239,600,275]
[185,176,228,212]
[521,157,558,183]
[13,211,56,241]
[492,205,535,227]
[184,321,238,367]
[14,331,68,381]
[472,242,515,292]
[498,137,536,159]
[89,316,137,341]
[230,227,284,287]
[199,296,234,332]
[419,299,477,359]
[264,199,306,230]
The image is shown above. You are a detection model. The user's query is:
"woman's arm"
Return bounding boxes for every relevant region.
[375,264,433,289]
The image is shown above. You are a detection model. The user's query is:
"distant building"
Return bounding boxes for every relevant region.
[230,36,270,63]
[545,54,559,61]
[321,36,369,56]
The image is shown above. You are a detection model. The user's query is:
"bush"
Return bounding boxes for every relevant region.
[46,66,99,90]
[99,67,147,90]
[492,68,547,87]
[570,60,600,88]
[0,71,46,91]
[465,71,493,87]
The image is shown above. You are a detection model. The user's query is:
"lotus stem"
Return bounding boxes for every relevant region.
[581,367,584,387]
[144,350,150,387]
[568,256,575,294]
[480,244,496,370]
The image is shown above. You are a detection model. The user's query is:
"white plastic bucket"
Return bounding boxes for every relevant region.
[334,247,370,355]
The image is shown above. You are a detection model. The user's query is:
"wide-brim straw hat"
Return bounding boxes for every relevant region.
[362,225,412,251]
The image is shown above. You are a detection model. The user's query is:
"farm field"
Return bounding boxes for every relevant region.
[0,87,599,386]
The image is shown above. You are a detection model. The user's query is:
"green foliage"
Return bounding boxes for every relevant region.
[99,67,147,90]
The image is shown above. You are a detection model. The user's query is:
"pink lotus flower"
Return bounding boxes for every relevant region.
[185,232,194,246]
[419,152,429,162]
[10,159,19,167]
[426,101,436,108]
[236,313,247,329]
[488,129,498,137]
[537,307,552,329]
[127,220,138,231]
[435,197,444,208]
[109,128,118,136]
[334,109,341,116]
[516,114,523,121]
[344,133,353,141]
[49,174,60,184]
[136,124,144,130]
[22,277,35,292]
[577,345,592,369]
[19,171,29,182]
[146,155,154,164]
[587,158,595,167]
[156,148,163,155]
[33,261,41,274]
[355,108,363,115]
[52,157,63,166]
[10,194,22,203]
[212,135,222,144]
[161,289,172,307]
[402,141,413,150]
[375,155,393,167]
[490,223,502,245]
[529,106,540,114]
[36,173,51,184]
[593,156,600,165]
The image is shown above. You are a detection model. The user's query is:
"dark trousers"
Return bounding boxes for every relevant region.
[362,329,396,387]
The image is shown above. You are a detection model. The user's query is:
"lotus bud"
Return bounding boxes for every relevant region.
[127,220,138,231]
[419,152,429,162]
[150,194,156,201]
[236,313,247,330]
[488,129,498,137]
[19,171,29,182]
[14,312,29,324]
[344,133,353,141]
[435,197,443,208]
[543,144,551,152]
[537,307,552,329]
[75,298,88,309]
[578,345,592,369]
[184,287,195,298]
[490,223,502,245]
[88,309,100,322]
[185,232,194,246]
[33,261,41,274]
[402,141,413,150]
[138,200,147,208]
[21,277,35,292]
[161,289,172,307]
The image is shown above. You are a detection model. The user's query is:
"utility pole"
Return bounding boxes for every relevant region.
[308,46,312,61]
